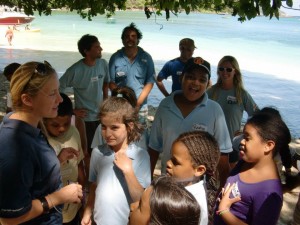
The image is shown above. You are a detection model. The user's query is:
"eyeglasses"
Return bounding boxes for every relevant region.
[218,67,234,73]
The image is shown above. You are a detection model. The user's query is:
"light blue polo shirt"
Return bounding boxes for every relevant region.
[109,47,155,107]
[89,143,151,225]
[149,91,232,173]
[59,58,110,121]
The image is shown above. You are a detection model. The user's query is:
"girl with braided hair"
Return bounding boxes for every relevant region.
[166,131,220,225]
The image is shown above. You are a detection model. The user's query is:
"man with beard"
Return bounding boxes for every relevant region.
[109,23,155,148]
[60,34,110,155]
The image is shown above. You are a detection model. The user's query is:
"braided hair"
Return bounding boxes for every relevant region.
[174,131,220,225]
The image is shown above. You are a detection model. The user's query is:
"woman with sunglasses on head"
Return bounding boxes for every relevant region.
[207,56,258,168]
[0,62,83,225]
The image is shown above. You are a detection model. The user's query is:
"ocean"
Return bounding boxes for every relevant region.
[0,10,299,137]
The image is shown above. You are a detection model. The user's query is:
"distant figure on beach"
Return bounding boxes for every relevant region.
[207,55,258,168]
[25,24,30,30]
[3,62,21,113]
[109,22,156,148]
[60,34,110,156]
[5,26,13,46]
[156,38,210,97]
[43,93,85,224]
[0,61,83,224]
[214,107,290,225]
[148,57,232,189]
[81,94,150,225]
[12,24,19,31]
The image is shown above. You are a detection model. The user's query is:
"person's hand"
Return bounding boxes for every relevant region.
[114,151,133,174]
[218,183,241,211]
[60,183,83,204]
[74,108,88,119]
[81,213,92,225]
[58,147,79,164]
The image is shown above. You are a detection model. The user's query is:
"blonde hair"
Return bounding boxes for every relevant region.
[99,97,143,144]
[210,55,245,104]
[174,131,220,225]
[10,61,56,111]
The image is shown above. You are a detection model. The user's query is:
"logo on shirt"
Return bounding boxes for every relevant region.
[176,71,182,76]
[192,123,207,131]
[227,96,237,104]
[116,71,126,77]
[91,76,99,82]
[231,182,241,198]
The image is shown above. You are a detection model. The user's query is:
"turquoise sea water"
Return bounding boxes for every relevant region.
[0,10,299,137]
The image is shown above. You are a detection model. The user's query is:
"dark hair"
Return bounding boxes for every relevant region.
[111,86,137,108]
[99,97,143,144]
[77,34,99,57]
[246,107,291,157]
[174,131,220,224]
[121,23,143,44]
[57,93,73,116]
[254,107,292,168]
[150,175,200,225]
[3,62,21,81]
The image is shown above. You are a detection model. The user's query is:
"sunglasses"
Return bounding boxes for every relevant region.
[218,67,234,73]
[24,61,53,90]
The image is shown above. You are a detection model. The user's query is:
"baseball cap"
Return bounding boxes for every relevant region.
[179,38,196,49]
[182,57,211,79]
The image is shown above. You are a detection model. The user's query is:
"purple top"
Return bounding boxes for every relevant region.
[214,161,283,225]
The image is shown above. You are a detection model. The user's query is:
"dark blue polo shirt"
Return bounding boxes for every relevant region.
[0,114,62,224]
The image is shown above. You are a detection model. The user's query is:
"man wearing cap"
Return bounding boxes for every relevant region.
[156,38,210,97]
[149,57,232,188]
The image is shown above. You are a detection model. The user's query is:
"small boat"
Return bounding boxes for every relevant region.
[107,17,116,24]
[0,11,35,25]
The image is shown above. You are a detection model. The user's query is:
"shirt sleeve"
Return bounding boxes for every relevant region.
[157,61,170,80]
[242,90,259,117]
[109,53,117,83]
[148,104,164,153]
[134,150,151,188]
[59,66,73,92]
[102,59,110,83]
[251,192,282,225]
[144,53,156,84]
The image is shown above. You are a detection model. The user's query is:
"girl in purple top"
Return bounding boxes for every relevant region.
[214,107,291,225]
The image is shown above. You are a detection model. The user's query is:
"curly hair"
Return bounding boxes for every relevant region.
[174,131,220,225]
[99,96,143,144]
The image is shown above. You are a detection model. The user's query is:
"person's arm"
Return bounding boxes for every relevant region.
[81,182,96,225]
[0,184,82,225]
[109,81,118,91]
[114,152,144,202]
[148,147,160,179]
[218,153,230,189]
[156,76,170,97]
[102,82,109,100]
[136,82,154,108]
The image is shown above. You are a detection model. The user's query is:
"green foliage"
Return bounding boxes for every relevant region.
[0,0,294,22]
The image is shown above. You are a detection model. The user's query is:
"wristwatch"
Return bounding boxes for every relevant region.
[38,196,50,214]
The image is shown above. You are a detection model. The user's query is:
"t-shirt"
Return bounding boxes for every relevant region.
[59,58,110,121]
[89,143,151,225]
[0,114,62,224]
[214,161,283,225]
[47,125,84,223]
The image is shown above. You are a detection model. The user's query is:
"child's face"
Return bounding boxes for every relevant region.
[181,68,209,102]
[44,115,72,138]
[101,115,128,152]
[128,186,152,225]
[240,124,267,162]
[166,141,197,181]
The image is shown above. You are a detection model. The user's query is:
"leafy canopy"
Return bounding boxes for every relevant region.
[0,0,295,22]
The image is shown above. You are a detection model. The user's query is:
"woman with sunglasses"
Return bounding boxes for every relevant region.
[0,62,83,224]
[207,56,258,168]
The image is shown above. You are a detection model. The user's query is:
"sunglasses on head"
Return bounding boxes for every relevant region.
[34,61,52,75]
[218,67,234,73]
